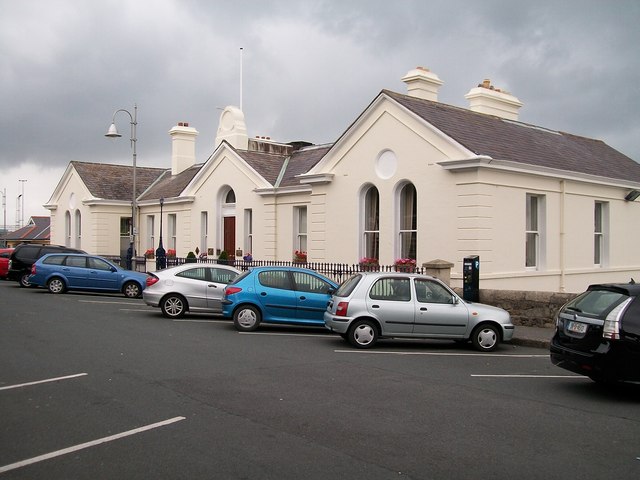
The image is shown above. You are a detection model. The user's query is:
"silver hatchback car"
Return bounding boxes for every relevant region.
[324,272,514,351]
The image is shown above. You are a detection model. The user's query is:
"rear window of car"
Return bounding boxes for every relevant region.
[43,255,66,265]
[15,246,41,261]
[258,270,292,290]
[177,267,208,281]
[65,256,87,268]
[565,289,629,318]
[335,274,362,297]
[369,277,411,302]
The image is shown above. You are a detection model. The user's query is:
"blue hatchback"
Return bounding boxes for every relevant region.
[29,253,148,298]
[222,266,338,331]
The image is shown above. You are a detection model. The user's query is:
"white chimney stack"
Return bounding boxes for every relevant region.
[169,122,198,175]
[465,79,523,120]
[401,67,443,101]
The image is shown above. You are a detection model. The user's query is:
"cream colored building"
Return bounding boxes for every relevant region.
[45,68,640,293]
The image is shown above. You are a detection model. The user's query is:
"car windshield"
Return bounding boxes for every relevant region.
[335,274,362,297]
[565,289,629,318]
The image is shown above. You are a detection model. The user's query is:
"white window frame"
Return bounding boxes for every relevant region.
[168,214,177,251]
[147,215,155,251]
[397,183,417,260]
[594,201,609,267]
[244,209,253,255]
[74,210,81,249]
[525,194,546,269]
[65,211,71,247]
[293,206,307,253]
[201,211,208,255]
[361,185,380,260]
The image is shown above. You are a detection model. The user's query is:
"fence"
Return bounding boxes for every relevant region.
[163,258,425,283]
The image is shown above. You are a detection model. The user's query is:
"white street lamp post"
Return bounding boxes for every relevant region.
[105,105,138,254]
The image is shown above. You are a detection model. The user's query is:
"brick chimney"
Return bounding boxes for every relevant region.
[215,106,249,150]
[169,122,198,175]
[401,67,443,101]
[464,79,523,120]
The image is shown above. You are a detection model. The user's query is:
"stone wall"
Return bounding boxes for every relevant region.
[479,289,577,328]
[452,288,577,328]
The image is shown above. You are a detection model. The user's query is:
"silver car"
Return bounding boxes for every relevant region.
[324,272,514,351]
[143,263,240,318]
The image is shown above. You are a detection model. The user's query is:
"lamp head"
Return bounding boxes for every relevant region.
[625,190,640,202]
[105,123,122,138]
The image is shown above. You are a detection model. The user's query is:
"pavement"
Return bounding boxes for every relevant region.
[510,325,554,349]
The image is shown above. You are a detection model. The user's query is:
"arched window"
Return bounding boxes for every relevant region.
[74,210,82,248]
[362,186,379,260]
[225,189,236,204]
[64,211,71,247]
[398,183,417,260]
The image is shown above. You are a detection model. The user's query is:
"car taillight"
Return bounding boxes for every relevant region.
[602,297,632,340]
[336,301,349,317]
[31,264,36,275]
[224,286,242,296]
[146,275,159,287]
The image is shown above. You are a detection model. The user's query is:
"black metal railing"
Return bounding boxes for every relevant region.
[137,257,423,283]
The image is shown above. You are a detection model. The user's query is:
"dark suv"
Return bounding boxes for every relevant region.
[550,282,640,383]
[8,244,85,287]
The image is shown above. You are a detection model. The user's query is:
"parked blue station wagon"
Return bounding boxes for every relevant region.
[29,253,148,298]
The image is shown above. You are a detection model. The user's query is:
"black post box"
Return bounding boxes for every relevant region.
[463,255,480,302]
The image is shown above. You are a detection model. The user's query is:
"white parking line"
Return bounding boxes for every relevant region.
[173,319,228,323]
[0,373,88,391]
[471,374,587,379]
[79,300,141,306]
[0,416,186,474]
[334,350,548,358]
[239,332,336,338]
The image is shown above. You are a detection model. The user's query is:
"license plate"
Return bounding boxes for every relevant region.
[566,320,587,334]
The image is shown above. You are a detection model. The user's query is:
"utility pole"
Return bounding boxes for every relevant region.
[16,195,21,230]
[1,188,5,243]
[19,179,26,228]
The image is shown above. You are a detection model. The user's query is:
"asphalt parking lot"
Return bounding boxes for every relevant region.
[1,280,639,479]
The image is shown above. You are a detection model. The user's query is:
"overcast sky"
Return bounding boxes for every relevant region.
[1,0,639,229]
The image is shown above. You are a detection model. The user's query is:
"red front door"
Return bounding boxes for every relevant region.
[223,216,236,257]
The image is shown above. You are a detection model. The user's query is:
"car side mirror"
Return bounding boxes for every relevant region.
[111,267,117,272]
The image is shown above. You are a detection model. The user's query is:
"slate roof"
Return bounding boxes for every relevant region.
[71,161,167,201]
[3,216,50,242]
[384,90,640,184]
[236,144,332,188]
[139,165,201,201]
[278,145,332,187]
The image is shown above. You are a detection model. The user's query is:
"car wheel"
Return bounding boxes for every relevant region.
[347,319,379,349]
[471,324,500,352]
[123,281,142,298]
[19,272,31,288]
[233,305,261,332]
[47,277,66,294]
[160,294,187,319]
